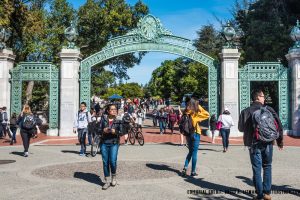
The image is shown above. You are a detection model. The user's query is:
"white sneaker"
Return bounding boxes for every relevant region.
[24,152,29,157]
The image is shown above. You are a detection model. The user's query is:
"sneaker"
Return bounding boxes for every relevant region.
[111,174,117,186]
[10,140,13,145]
[190,172,198,177]
[181,168,187,177]
[24,152,29,157]
[102,178,110,190]
[263,194,271,200]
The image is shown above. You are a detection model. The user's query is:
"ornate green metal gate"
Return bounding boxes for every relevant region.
[239,62,289,129]
[10,62,59,129]
[80,15,219,116]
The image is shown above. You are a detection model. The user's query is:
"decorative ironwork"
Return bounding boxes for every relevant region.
[239,62,289,129]
[10,62,59,129]
[0,26,11,49]
[64,20,79,49]
[289,19,300,51]
[80,14,219,116]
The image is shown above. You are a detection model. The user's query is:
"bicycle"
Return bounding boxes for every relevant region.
[128,123,144,146]
[91,133,101,157]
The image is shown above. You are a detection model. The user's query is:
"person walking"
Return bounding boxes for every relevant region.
[9,113,18,145]
[158,108,167,134]
[1,107,9,139]
[209,114,217,144]
[73,102,92,156]
[181,97,209,177]
[168,109,177,134]
[99,104,123,190]
[238,89,283,200]
[218,108,234,152]
[17,105,39,157]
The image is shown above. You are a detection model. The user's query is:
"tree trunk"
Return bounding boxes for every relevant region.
[25,81,34,104]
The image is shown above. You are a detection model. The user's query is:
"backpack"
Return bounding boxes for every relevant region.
[169,114,177,122]
[122,113,131,123]
[252,106,279,143]
[22,114,36,130]
[179,114,195,136]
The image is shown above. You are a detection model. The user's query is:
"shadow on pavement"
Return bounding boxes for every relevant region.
[184,178,252,200]
[236,176,300,198]
[146,163,181,176]
[198,148,222,152]
[10,151,25,157]
[147,163,252,200]
[61,150,79,154]
[74,172,103,186]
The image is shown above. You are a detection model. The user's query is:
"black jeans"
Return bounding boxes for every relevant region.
[21,129,34,152]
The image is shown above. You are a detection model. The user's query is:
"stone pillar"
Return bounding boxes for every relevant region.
[219,48,241,137]
[59,49,82,136]
[0,49,15,116]
[286,49,300,136]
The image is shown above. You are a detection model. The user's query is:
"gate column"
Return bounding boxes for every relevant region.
[219,48,241,137]
[59,49,82,136]
[0,49,15,115]
[286,50,300,136]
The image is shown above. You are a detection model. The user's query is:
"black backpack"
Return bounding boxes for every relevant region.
[22,114,36,130]
[252,106,279,143]
[122,113,131,123]
[179,114,195,136]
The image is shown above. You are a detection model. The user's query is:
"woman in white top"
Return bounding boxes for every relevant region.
[218,107,234,152]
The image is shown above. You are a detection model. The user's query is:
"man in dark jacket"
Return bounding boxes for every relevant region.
[238,89,283,200]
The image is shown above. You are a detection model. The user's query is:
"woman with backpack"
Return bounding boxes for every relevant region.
[181,98,209,177]
[9,113,18,145]
[168,109,177,134]
[17,105,37,157]
[99,104,123,190]
[218,107,234,153]
[209,114,217,144]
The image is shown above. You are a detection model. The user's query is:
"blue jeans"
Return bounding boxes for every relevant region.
[11,127,17,141]
[184,133,200,173]
[220,128,230,149]
[77,128,87,153]
[100,143,119,177]
[249,142,273,199]
[159,121,165,133]
[88,132,92,145]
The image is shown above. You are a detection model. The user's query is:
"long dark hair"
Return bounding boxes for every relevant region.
[104,104,117,115]
[186,97,199,114]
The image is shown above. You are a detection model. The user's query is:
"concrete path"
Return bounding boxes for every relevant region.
[0,142,299,200]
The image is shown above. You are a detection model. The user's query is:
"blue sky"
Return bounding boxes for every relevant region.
[69,0,236,85]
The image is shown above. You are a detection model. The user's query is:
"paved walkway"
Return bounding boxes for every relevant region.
[0,142,300,200]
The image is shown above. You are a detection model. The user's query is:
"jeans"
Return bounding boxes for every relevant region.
[159,121,165,133]
[11,127,17,141]
[88,132,92,145]
[77,128,87,153]
[220,128,230,149]
[184,133,200,173]
[249,142,273,199]
[100,143,119,177]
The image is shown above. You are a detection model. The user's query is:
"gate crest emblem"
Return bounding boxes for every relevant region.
[127,14,172,41]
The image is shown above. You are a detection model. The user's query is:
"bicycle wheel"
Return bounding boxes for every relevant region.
[136,131,144,146]
[91,135,100,157]
[128,130,135,145]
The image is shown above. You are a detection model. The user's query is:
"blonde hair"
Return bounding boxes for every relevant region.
[22,104,32,114]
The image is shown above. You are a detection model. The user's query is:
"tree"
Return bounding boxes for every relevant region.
[118,82,144,98]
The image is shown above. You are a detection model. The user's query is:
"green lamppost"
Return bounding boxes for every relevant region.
[64,20,78,49]
[0,26,11,50]
[289,20,300,51]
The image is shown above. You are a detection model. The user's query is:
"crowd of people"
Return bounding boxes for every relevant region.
[2,89,284,199]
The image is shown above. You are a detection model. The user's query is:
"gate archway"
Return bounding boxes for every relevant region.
[10,62,59,129]
[239,62,289,129]
[80,14,219,115]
